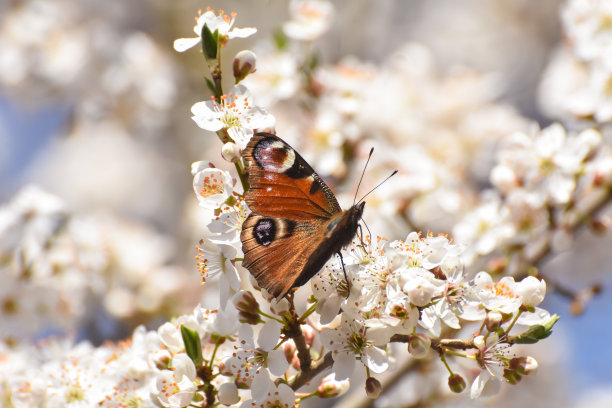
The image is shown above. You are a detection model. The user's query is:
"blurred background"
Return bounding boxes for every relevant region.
[2,0,611,406]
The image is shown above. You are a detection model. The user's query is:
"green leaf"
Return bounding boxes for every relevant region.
[205,77,217,95]
[511,315,560,344]
[181,325,204,366]
[201,24,218,61]
[273,28,288,51]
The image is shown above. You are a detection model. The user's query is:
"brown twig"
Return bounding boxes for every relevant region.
[290,352,334,391]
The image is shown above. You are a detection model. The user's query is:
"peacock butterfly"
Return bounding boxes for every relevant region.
[240,132,364,300]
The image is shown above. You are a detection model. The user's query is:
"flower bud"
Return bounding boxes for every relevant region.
[365,377,382,399]
[590,217,610,235]
[270,298,291,316]
[232,291,262,324]
[233,50,257,83]
[218,360,233,376]
[448,373,466,393]
[517,276,546,307]
[503,369,522,385]
[485,311,503,331]
[317,374,350,398]
[153,349,172,370]
[218,382,240,405]
[301,324,316,347]
[221,142,242,163]
[283,341,296,364]
[509,356,538,375]
[403,276,435,307]
[474,335,486,350]
[407,334,430,358]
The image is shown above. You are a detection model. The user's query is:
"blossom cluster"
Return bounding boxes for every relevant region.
[3,0,612,407]
[0,0,177,138]
[0,185,192,343]
[539,0,612,122]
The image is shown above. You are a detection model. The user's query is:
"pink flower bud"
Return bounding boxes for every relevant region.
[218,360,233,376]
[233,50,257,83]
[270,298,291,316]
[509,356,538,375]
[153,349,172,370]
[485,311,503,331]
[365,377,382,399]
[301,324,316,347]
[221,142,241,162]
[283,341,296,364]
[448,373,466,393]
[317,374,350,398]
[407,334,430,358]
[232,290,262,324]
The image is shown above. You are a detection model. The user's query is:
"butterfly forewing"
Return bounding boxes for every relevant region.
[243,133,341,220]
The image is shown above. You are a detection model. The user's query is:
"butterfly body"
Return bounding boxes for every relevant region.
[240,132,364,299]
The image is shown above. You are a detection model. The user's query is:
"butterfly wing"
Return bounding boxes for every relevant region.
[242,132,342,221]
[241,132,350,299]
[241,214,328,298]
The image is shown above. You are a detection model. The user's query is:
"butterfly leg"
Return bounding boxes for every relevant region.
[337,251,351,298]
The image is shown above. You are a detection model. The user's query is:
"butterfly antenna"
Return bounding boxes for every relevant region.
[357,170,398,204]
[353,147,375,206]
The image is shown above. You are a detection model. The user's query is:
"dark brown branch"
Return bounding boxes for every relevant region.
[290,352,334,391]
[284,294,312,378]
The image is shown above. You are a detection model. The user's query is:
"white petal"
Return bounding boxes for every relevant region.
[169,374,196,406]
[218,382,240,405]
[228,126,253,149]
[239,324,255,349]
[268,349,289,376]
[228,27,257,38]
[317,295,342,325]
[192,114,224,132]
[362,346,389,374]
[244,106,276,129]
[158,322,182,351]
[219,275,230,309]
[470,371,489,399]
[173,37,201,52]
[215,305,239,335]
[173,353,197,380]
[258,320,281,350]
[251,369,273,402]
[191,101,224,131]
[276,383,296,405]
[332,351,355,380]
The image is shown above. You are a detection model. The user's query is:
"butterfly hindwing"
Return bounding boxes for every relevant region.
[241,213,328,298]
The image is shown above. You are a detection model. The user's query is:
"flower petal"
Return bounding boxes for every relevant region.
[362,346,388,374]
[258,320,281,350]
[174,37,201,52]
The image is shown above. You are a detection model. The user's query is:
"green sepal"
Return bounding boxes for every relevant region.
[510,315,560,344]
[181,325,204,367]
[205,77,217,95]
[202,23,219,61]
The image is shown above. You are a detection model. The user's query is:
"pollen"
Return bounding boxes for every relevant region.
[200,174,225,198]
[487,282,518,298]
